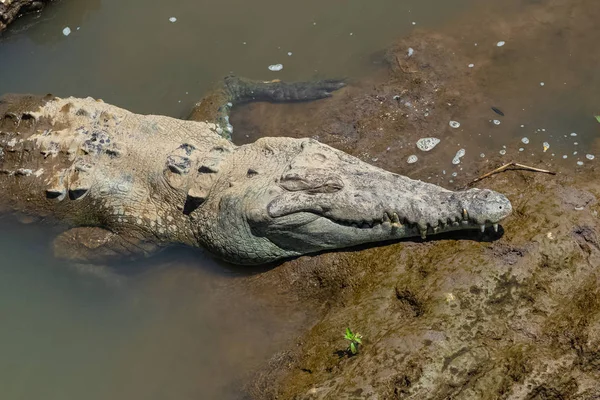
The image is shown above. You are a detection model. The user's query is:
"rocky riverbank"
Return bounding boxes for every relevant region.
[0,0,50,32]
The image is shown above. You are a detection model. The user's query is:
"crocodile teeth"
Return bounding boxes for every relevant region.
[493,224,499,233]
[419,228,427,239]
[463,209,469,220]
[480,224,486,233]
[383,213,390,223]
[391,213,400,224]
[433,226,439,234]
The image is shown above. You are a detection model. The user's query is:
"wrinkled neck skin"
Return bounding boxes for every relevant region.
[192,138,512,265]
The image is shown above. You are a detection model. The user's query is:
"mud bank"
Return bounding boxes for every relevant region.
[229,0,600,398]
[0,0,50,32]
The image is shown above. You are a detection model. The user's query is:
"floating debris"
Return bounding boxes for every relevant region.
[496,41,506,47]
[499,149,507,155]
[449,121,461,128]
[62,27,71,36]
[169,17,177,22]
[407,47,414,57]
[586,154,595,160]
[493,119,501,125]
[407,155,418,164]
[491,107,504,116]
[452,149,466,165]
[416,137,440,151]
[268,64,284,71]
[543,142,550,152]
[521,137,530,144]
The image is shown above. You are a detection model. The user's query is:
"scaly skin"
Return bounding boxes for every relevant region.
[0,77,512,265]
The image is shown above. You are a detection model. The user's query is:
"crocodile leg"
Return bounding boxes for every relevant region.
[187,75,346,140]
[53,227,163,264]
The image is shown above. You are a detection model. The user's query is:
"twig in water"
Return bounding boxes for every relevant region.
[466,162,556,187]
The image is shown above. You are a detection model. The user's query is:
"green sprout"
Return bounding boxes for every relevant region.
[344,327,363,355]
[595,115,600,124]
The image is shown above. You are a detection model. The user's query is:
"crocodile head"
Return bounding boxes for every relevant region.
[193,137,512,265]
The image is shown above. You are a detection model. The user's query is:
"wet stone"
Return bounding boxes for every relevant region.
[416,137,440,152]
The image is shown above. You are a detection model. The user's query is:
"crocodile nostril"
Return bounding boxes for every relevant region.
[280,169,344,193]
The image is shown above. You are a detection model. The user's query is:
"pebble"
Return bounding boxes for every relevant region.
[452,149,466,165]
[268,64,284,71]
[449,121,461,128]
[586,154,595,160]
[407,155,418,164]
[497,41,506,47]
[62,27,71,36]
[416,137,440,151]
[521,137,529,144]
[543,142,550,152]
[169,17,177,23]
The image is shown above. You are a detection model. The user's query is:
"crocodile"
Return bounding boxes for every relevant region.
[0,76,512,265]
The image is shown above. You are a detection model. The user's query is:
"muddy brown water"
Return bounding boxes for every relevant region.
[1,0,600,399]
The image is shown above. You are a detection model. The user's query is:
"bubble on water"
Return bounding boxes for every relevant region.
[520,124,525,128]
[268,64,284,71]
[574,142,578,145]
[287,52,293,56]
[480,153,485,158]
[451,172,458,177]
[169,17,177,23]
[573,151,578,155]
[519,148,524,152]
[452,149,466,165]
[563,155,568,159]
[499,149,506,155]
[540,82,545,86]
[468,63,475,68]
[577,161,584,166]
[493,119,501,125]
[586,154,595,160]
[416,137,441,151]
[62,27,71,36]
[570,132,578,137]
[497,41,506,47]
[449,121,461,128]
[407,155,418,164]
[407,48,414,57]
[521,137,529,144]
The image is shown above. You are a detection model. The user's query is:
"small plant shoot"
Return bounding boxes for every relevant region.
[344,327,363,355]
